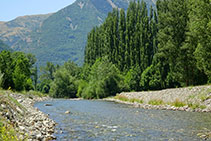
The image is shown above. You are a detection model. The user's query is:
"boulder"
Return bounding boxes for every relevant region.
[65,111,70,114]
[45,104,52,106]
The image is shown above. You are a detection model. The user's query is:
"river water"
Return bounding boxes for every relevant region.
[35,99,211,140]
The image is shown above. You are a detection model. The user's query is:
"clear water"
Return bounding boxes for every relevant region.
[34,99,211,141]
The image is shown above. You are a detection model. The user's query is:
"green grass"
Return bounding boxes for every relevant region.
[129,98,144,104]
[188,103,207,110]
[148,99,164,105]
[21,90,45,97]
[0,119,18,141]
[172,99,186,107]
[114,95,144,104]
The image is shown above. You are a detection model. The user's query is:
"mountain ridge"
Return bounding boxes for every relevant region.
[0,0,157,66]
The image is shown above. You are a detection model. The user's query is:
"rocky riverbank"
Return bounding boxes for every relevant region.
[0,90,56,140]
[106,85,211,112]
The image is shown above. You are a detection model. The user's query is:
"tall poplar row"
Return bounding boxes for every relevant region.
[84,0,157,73]
[84,0,210,91]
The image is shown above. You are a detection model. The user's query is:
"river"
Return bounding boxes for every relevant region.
[34,99,211,140]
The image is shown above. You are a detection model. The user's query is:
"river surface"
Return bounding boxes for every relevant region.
[35,99,211,140]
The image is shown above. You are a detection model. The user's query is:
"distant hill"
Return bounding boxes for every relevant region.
[0,40,12,52]
[0,14,52,49]
[0,0,157,66]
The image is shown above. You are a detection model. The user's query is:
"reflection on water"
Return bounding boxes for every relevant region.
[35,99,211,140]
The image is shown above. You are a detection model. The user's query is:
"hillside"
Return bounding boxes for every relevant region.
[0,0,157,66]
[0,14,51,50]
[0,40,12,51]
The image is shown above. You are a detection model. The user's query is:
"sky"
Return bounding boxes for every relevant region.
[0,0,76,21]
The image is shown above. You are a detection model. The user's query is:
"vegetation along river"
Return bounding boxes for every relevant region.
[35,99,211,140]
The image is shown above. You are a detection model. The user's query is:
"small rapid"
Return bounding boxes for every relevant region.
[35,99,211,140]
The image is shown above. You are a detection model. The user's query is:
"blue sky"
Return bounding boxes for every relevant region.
[0,0,76,21]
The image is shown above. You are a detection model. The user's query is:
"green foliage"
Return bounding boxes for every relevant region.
[0,51,14,89]
[172,99,186,107]
[76,80,88,98]
[129,98,144,104]
[50,72,77,98]
[148,99,164,105]
[36,0,210,98]
[114,95,144,104]
[12,53,32,91]
[0,51,35,91]
[140,64,162,90]
[186,0,211,83]
[85,1,157,72]
[188,103,207,110]
[39,62,57,93]
[114,95,129,102]
[124,66,141,91]
[0,122,18,141]
[80,57,124,99]
[50,61,80,98]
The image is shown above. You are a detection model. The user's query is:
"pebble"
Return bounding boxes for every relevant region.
[65,110,70,114]
[45,103,52,106]
[1,93,56,140]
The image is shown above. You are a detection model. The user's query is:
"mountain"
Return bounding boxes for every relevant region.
[0,0,157,66]
[0,40,12,52]
[0,14,52,49]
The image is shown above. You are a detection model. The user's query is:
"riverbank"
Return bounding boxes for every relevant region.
[106,85,211,112]
[0,90,56,140]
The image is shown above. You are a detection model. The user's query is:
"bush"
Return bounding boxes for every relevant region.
[80,57,124,99]
[76,80,88,98]
[172,99,186,107]
[0,121,18,141]
[50,69,77,98]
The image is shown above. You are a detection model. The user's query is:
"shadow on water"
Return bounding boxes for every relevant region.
[35,99,211,140]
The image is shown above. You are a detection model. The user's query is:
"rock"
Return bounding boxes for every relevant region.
[112,126,118,129]
[17,99,23,103]
[16,107,23,114]
[1,104,6,109]
[65,111,70,114]
[19,126,25,131]
[45,104,52,106]
[36,133,43,140]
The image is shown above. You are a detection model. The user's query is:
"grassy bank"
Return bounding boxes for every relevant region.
[108,85,211,112]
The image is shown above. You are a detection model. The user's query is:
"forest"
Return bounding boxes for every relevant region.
[0,0,210,99]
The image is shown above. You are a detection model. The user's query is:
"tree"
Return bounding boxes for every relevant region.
[81,57,124,99]
[124,66,141,91]
[156,0,189,88]
[118,8,126,71]
[12,53,32,91]
[0,51,14,89]
[188,0,211,83]
[50,61,80,98]
[39,62,56,93]
[31,66,38,90]
[50,69,77,98]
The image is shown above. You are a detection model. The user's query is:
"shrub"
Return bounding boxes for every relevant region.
[0,121,18,141]
[172,99,186,107]
[81,57,124,99]
[148,99,164,105]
